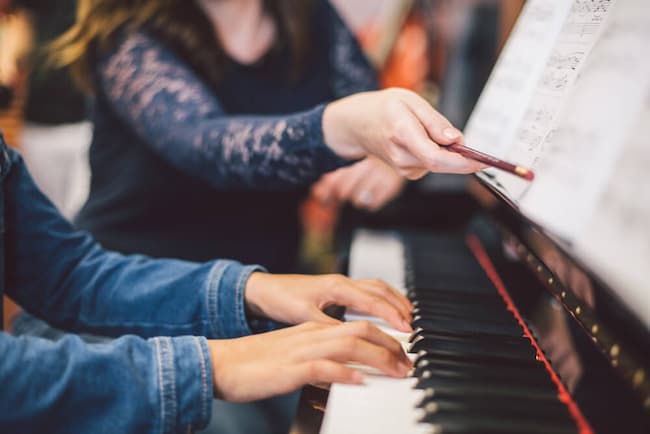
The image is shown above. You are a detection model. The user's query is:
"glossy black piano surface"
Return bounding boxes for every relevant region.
[292,176,650,434]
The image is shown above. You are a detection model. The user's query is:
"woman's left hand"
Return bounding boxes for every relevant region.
[311,156,406,212]
[244,273,413,332]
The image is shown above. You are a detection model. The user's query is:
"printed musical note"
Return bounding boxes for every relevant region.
[490,0,616,200]
[522,0,650,242]
[463,0,572,158]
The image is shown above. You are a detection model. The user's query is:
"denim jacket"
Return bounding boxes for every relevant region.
[0,133,272,434]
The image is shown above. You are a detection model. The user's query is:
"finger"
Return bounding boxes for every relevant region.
[401,91,461,146]
[312,172,342,206]
[349,170,389,211]
[391,99,483,174]
[333,160,373,203]
[297,360,365,387]
[329,285,412,332]
[355,279,413,320]
[353,279,412,320]
[395,112,482,174]
[318,321,409,365]
[302,329,410,377]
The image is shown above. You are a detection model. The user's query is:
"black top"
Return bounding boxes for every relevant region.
[75,0,377,272]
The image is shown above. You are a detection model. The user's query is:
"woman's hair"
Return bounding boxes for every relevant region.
[50,0,314,93]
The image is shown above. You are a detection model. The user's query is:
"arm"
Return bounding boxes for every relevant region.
[327,1,380,97]
[5,147,261,339]
[96,32,347,190]
[0,332,212,434]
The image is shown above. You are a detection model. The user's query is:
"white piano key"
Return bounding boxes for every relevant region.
[320,375,428,434]
[348,229,406,291]
[321,230,428,434]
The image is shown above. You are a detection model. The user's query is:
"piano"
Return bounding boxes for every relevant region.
[292,0,650,433]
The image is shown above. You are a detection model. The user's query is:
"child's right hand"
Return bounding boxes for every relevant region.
[208,321,410,402]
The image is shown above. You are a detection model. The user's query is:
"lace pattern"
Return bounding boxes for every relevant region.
[329,5,379,97]
[99,33,342,189]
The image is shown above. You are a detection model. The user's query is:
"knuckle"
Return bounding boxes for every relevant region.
[353,320,374,336]
[342,336,359,352]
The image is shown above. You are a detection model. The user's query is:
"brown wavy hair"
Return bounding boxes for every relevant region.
[50,0,314,93]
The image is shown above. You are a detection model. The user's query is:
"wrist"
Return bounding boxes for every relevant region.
[323,98,366,160]
[244,272,268,318]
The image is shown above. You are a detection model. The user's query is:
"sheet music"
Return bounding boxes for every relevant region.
[520,0,650,241]
[575,91,650,329]
[496,0,615,199]
[463,0,572,159]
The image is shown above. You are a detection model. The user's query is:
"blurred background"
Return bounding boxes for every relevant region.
[1,0,525,329]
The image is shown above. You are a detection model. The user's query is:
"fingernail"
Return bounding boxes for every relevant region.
[353,371,365,384]
[401,319,413,331]
[442,127,460,140]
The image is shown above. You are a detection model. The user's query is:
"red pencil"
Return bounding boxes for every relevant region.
[447,143,535,181]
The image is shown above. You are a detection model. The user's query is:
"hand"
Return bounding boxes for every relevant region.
[311,156,406,212]
[322,88,486,179]
[244,273,413,332]
[208,321,411,402]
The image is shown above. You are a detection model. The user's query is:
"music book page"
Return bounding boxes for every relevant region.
[463,0,571,159]
[520,0,650,241]
[497,0,615,200]
[575,91,650,329]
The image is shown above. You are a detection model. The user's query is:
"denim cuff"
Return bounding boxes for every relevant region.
[149,336,213,434]
[207,260,267,339]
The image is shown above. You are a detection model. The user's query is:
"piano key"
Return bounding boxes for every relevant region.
[415,376,559,400]
[408,336,536,360]
[416,389,571,418]
[411,305,517,324]
[421,411,577,434]
[412,315,523,337]
[409,328,528,345]
[412,356,548,381]
[414,365,554,388]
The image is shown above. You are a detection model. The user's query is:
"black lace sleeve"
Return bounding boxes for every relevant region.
[95,32,347,189]
[327,2,380,97]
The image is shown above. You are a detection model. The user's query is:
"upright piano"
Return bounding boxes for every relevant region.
[294,0,650,432]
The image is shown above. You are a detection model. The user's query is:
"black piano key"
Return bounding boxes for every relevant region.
[407,289,505,310]
[415,376,559,400]
[411,297,506,312]
[412,305,517,325]
[420,411,577,434]
[420,397,574,423]
[412,315,523,338]
[415,365,554,388]
[416,388,570,415]
[408,336,536,361]
[409,328,528,345]
[412,356,547,381]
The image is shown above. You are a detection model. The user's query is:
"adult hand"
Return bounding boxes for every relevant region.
[322,87,486,179]
[208,321,411,402]
[244,273,412,332]
[311,156,406,212]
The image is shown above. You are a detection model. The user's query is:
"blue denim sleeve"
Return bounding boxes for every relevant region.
[96,32,348,190]
[327,1,380,97]
[4,146,267,339]
[0,331,213,434]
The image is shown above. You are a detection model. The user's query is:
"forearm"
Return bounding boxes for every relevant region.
[143,104,348,189]
[5,147,266,338]
[99,32,349,190]
[0,332,212,434]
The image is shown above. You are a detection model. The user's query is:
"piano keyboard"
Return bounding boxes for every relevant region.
[320,229,584,434]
